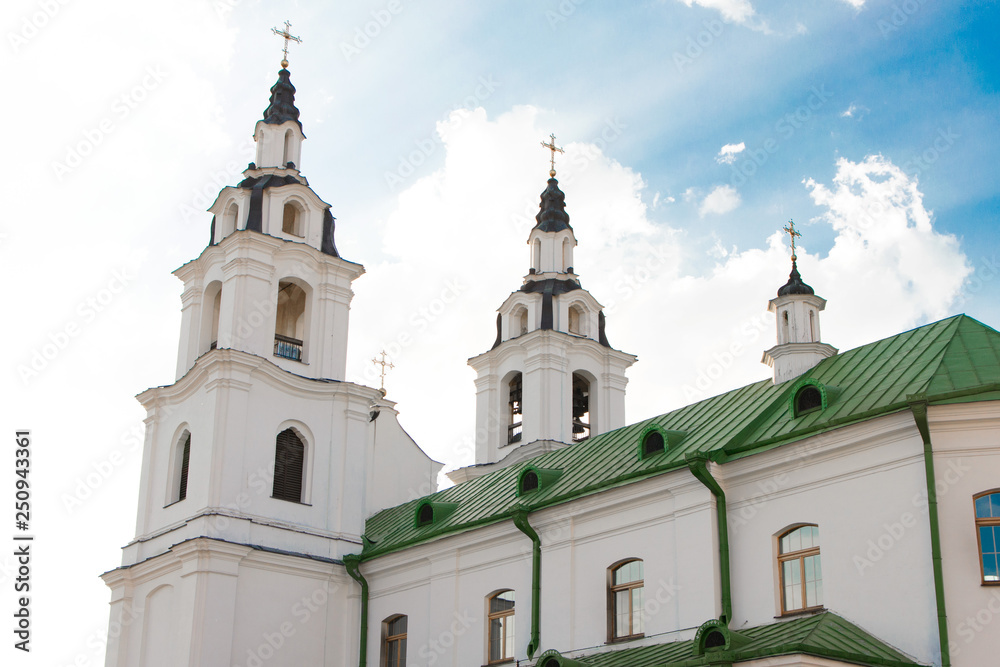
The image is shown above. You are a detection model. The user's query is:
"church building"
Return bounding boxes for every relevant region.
[101,53,1000,667]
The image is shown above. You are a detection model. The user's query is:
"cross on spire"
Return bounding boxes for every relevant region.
[271,20,302,69]
[783,219,802,262]
[540,133,564,178]
[371,350,394,395]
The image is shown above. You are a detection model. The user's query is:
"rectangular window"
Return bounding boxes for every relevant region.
[976,492,1000,584]
[488,591,515,663]
[383,615,407,667]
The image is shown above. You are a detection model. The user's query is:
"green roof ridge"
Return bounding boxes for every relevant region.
[567,612,924,667]
[358,315,1000,560]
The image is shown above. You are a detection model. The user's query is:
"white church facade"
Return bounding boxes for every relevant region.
[101,60,1000,667]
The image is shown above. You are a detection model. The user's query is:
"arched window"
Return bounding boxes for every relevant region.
[572,373,591,441]
[283,129,293,167]
[794,386,823,416]
[487,590,515,663]
[272,428,305,503]
[282,201,303,237]
[520,471,539,494]
[201,282,223,354]
[568,304,585,335]
[381,614,407,667]
[508,374,523,445]
[975,491,1000,584]
[170,431,191,504]
[209,288,221,350]
[274,281,307,361]
[532,239,541,272]
[222,201,239,238]
[511,306,528,337]
[562,238,571,272]
[809,309,816,341]
[417,503,434,526]
[642,430,665,458]
[778,525,822,613]
[608,559,644,641]
[781,310,789,341]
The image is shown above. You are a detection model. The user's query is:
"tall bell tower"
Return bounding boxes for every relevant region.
[101,34,441,667]
[460,137,637,477]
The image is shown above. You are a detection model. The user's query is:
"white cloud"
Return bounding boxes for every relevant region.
[804,155,971,335]
[679,0,757,23]
[716,142,746,164]
[362,132,970,467]
[840,0,866,8]
[841,103,869,119]
[699,184,742,216]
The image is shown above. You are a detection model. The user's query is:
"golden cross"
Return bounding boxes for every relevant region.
[371,350,394,393]
[783,219,801,262]
[540,133,564,177]
[271,20,302,68]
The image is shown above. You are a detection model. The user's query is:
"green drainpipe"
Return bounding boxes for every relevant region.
[686,454,733,625]
[511,507,541,659]
[344,555,369,667]
[908,399,952,667]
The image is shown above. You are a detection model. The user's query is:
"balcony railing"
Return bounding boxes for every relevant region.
[508,421,522,445]
[274,334,303,361]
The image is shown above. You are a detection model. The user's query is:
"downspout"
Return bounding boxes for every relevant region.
[344,555,369,667]
[908,399,952,667]
[686,454,733,625]
[511,507,541,659]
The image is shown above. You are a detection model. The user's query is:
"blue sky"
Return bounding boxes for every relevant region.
[2,0,998,664]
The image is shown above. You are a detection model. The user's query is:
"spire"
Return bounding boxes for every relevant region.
[777,261,815,296]
[263,68,302,130]
[534,178,572,232]
[777,220,812,295]
[533,133,571,232]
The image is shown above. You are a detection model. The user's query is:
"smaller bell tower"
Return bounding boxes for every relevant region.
[464,137,637,473]
[762,220,837,383]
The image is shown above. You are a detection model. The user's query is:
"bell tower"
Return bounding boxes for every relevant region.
[463,137,637,474]
[762,220,838,383]
[101,34,441,667]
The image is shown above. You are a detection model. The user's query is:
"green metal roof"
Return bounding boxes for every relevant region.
[360,315,1000,559]
[550,612,924,667]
